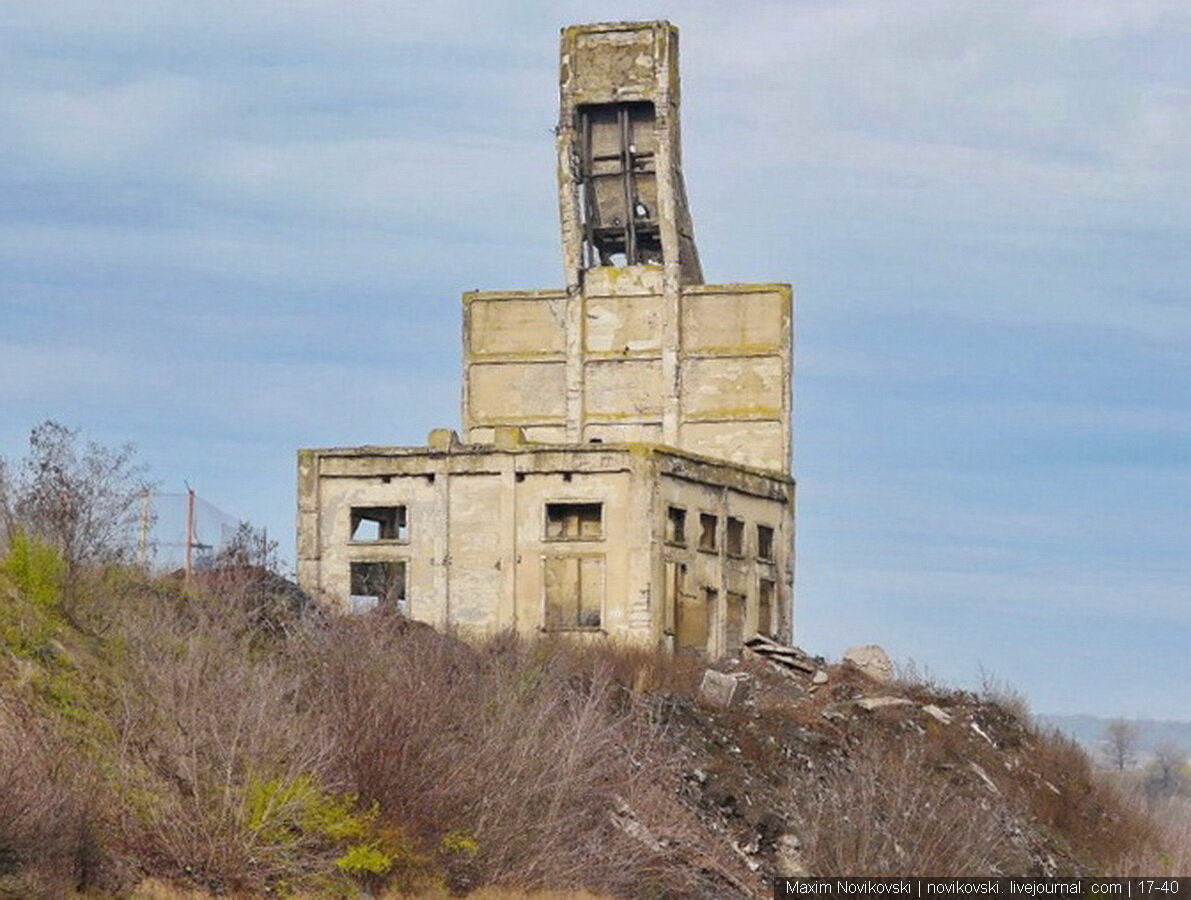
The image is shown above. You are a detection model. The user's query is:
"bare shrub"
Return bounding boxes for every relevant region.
[0,698,100,896]
[0,421,151,572]
[791,735,1032,875]
[977,665,1031,724]
[302,617,722,895]
[1020,725,1158,870]
[105,586,337,891]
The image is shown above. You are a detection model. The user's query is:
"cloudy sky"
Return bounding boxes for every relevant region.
[2,1,1187,720]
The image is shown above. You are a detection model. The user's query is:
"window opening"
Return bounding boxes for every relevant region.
[698,513,718,552]
[757,525,775,561]
[576,101,661,268]
[349,561,407,614]
[545,502,603,540]
[726,517,745,557]
[666,506,687,545]
[350,506,407,542]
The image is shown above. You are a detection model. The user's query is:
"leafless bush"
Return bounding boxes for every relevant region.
[0,698,100,896]
[791,736,1033,875]
[977,665,1031,724]
[301,617,721,895]
[0,421,151,572]
[105,587,336,890]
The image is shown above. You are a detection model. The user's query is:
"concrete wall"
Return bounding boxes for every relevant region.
[462,269,793,474]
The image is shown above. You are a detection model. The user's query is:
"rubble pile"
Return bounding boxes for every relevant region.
[650,637,1113,888]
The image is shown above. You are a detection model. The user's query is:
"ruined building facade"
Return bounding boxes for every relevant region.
[297,22,796,657]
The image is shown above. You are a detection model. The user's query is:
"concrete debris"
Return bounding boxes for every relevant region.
[610,796,667,851]
[855,696,914,712]
[775,833,810,877]
[969,762,1000,795]
[970,720,996,746]
[922,704,953,725]
[700,669,751,708]
[744,634,817,674]
[842,644,894,682]
[812,670,829,685]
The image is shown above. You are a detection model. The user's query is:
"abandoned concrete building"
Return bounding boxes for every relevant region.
[297,21,796,657]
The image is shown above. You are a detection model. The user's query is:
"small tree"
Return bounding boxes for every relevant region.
[1145,742,1188,800]
[0,421,151,571]
[1102,718,1140,771]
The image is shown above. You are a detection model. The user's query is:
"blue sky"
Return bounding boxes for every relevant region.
[2,1,1187,720]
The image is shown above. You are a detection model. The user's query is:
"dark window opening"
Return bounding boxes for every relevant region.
[349,561,407,614]
[698,513,718,552]
[350,506,407,542]
[726,517,745,557]
[666,506,687,545]
[545,502,603,540]
[757,525,775,561]
[562,472,573,483]
[576,101,662,268]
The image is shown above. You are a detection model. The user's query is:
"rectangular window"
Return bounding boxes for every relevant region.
[545,502,603,541]
[698,513,718,552]
[544,555,604,629]
[666,506,687,545]
[757,525,775,561]
[349,561,407,614]
[758,579,775,637]
[350,506,407,542]
[726,517,745,557]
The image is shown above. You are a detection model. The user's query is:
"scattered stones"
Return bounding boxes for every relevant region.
[922,704,953,725]
[842,644,893,682]
[812,670,829,685]
[700,669,751,708]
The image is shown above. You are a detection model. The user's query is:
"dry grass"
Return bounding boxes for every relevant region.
[789,734,1033,876]
[1095,775,1191,875]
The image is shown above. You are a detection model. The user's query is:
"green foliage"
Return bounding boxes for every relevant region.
[1,531,64,614]
[334,842,392,875]
[440,829,479,855]
[0,532,64,657]
[246,772,368,843]
[244,772,436,889]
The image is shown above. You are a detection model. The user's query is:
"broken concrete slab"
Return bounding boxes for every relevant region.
[812,670,828,685]
[700,669,750,708]
[843,644,893,682]
[922,704,953,725]
[744,634,817,674]
[855,696,914,711]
